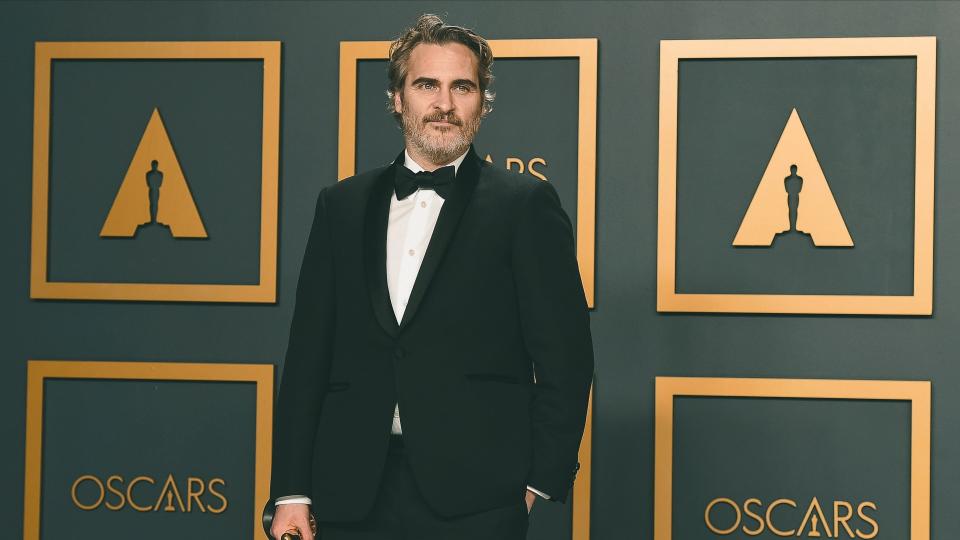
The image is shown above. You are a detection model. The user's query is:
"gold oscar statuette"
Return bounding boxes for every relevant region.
[280,514,317,540]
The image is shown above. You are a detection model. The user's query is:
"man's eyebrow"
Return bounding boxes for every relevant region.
[410,77,439,86]
[408,77,478,89]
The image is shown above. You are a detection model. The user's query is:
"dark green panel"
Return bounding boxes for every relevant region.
[673,396,909,539]
[676,57,916,295]
[41,378,256,539]
[48,59,264,284]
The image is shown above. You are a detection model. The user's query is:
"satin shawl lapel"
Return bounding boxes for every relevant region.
[363,159,401,338]
[399,150,482,330]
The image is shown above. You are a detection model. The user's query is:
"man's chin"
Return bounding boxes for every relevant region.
[415,140,470,164]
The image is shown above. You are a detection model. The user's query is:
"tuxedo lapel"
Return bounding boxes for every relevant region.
[363,156,401,338]
[399,149,482,329]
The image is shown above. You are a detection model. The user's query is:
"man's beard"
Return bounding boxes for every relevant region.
[401,107,481,165]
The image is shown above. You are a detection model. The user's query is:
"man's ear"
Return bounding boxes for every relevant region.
[393,90,403,115]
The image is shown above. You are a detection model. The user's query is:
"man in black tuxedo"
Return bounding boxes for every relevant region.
[270,14,593,540]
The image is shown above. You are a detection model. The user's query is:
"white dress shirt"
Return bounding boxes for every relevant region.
[277,150,548,506]
[386,150,467,432]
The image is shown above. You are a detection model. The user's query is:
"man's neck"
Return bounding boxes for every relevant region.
[404,146,470,173]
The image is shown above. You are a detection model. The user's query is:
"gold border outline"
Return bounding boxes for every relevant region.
[31,42,281,303]
[338,39,597,540]
[23,360,274,540]
[657,37,936,315]
[654,376,931,540]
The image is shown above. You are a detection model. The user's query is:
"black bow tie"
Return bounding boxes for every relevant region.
[394,165,456,200]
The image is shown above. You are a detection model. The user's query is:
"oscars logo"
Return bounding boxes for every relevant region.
[100,108,207,239]
[704,496,878,539]
[70,474,228,514]
[733,109,853,247]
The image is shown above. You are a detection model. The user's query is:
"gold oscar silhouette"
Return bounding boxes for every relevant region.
[733,108,853,247]
[100,108,207,238]
[808,514,823,537]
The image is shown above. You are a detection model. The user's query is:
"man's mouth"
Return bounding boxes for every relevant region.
[424,116,461,127]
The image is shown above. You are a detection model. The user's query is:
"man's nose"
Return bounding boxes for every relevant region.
[433,88,454,112]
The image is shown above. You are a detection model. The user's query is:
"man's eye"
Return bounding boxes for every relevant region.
[416,82,436,90]
[453,85,472,93]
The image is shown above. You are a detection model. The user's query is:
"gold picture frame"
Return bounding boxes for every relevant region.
[338,39,598,310]
[657,37,936,315]
[654,376,931,540]
[340,42,597,537]
[23,360,274,540]
[30,41,281,302]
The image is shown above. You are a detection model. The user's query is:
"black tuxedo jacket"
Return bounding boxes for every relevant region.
[270,148,594,520]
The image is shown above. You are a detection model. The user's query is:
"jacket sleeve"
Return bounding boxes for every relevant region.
[512,180,594,502]
[270,187,337,501]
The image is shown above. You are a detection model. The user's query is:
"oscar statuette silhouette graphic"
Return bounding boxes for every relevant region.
[100,108,207,238]
[808,514,823,537]
[164,491,176,512]
[779,164,808,244]
[145,160,169,233]
[785,165,801,233]
[733,108,853,247]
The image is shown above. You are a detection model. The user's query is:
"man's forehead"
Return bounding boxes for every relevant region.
[406,42,479,81]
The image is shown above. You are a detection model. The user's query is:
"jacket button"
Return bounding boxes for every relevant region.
[394,347,406,360]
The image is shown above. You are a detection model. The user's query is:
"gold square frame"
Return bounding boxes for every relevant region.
[657,37,936,315]
[31,42,281,302]
[23,360,274,540]
[338,39,597,309]
[654,376,931,540]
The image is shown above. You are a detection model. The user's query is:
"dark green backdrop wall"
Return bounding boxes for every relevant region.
[2,2,958,539]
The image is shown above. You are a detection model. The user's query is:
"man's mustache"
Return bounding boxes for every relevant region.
[422,113,462,126]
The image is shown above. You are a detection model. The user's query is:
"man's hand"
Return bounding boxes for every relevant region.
[271,503,314,540]
[525,489,537,514]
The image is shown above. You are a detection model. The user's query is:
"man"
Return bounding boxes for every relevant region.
[270,14,593,540]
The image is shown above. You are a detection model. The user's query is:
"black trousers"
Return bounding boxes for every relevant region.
[318,436,530,540]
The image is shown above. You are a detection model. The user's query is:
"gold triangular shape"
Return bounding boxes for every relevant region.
[100,108,207,238]
[732,108,853,247]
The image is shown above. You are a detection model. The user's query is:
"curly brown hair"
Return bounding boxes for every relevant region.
[386,14,495,120]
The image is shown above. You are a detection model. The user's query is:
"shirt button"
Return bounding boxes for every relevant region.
[408,249,415,256]
[420,201,427,208]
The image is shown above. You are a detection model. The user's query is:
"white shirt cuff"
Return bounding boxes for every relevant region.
[526,486,551,500]
[275,495,312,506]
